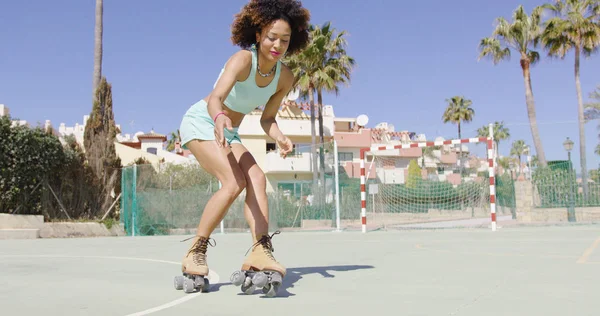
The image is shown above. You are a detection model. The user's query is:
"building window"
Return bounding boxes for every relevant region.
[338,152,353,163]
[147,147,157,155]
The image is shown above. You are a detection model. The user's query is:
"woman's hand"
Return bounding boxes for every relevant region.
[214,113,233,148]
[276,135,293,158]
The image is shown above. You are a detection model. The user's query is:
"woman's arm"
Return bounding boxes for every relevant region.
[260,65,294,141]
[207,50,251,119]
[208,51,252,147]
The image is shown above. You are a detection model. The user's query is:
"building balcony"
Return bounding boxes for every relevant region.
[263,151,333,174]
[238,114,333,138]
[439,151,457,164]
[334,129,372,148]
[339,161,376,179]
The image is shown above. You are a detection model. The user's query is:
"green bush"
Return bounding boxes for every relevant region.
[1,116,65,214]
[406,160,422,188]
[0,115,105,219]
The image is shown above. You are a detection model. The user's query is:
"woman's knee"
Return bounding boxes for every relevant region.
[247,168,266,192]
[222,173,247,199]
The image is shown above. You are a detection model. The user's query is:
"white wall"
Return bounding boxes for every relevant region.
[157,150,194,165]
[238,114,334,138]
[264,152,313,173]
[377,168,406,184]
[141,139,162,154]
[0,104,8,117]
[115,142,164,170]
[1,105,28,127]
[58,115,90,148]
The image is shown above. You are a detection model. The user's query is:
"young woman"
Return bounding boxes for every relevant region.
[176,0,311,294]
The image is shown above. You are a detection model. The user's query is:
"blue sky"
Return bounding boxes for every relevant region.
[1,0,599,171]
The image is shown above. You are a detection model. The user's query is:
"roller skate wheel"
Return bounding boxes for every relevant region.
[262,283,271,294]
[241,276,255,295]
[241,283,255,295]
[174,276,184,290]
[263,283,281,297]
[262,282,280,297]
[201,278,210,293]
[183,278,195,293]
[270,272,283,285]
[251,272,268,288]
[230,270,245,286]
[243,275,252,288]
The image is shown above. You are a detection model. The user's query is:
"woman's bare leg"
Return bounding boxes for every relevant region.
[180,139,247,277]
[229,144,286,277]
[186,139,247,237]
[230,144,269,242]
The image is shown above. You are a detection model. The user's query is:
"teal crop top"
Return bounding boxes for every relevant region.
[213,45,282,115]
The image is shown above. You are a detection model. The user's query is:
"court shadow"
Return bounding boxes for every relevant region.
[207,282,229,292]
[260,264,375,298]
[209,265,374,297]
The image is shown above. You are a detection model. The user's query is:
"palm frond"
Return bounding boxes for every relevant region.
[541,0,600,57]
[479,5,543,66]
[478,37,511,63]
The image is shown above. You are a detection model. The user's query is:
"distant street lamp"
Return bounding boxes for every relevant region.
[563,137,576,222]
[563,137,574,161]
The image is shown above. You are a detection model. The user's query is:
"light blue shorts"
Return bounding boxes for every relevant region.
[179,99,242,150]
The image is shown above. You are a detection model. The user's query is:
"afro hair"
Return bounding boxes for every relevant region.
[230,0,311,56]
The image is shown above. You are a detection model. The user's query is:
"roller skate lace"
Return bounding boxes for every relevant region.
[245,231,280,261]
[181,236,215,266]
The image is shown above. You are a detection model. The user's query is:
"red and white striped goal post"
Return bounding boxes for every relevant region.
[359,129,497,233]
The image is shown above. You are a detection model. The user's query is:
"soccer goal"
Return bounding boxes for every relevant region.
[359,130,497,233]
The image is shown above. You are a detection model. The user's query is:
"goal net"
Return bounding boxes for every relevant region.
[360,136,498,232]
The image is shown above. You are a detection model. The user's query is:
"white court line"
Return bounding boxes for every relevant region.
[0,254,220,282]
[2,254,182,265]
[1,254,220,315]
[124,293,204,316]
[577,237,600,264]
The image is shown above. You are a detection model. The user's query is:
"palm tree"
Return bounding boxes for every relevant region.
[589,84,600,103]
[93,0,103,99]
[312,22,356,190]
[541,0,600,198]
[284,43,319,188]
[166,129,181,152]
[420,145,442,177]
[478,5,548,167]
[584,85,600,155]
[498,156,512,175]
[442,96,475,140]
[529,155,540,168]
[584,85,600,120]
[510,140,528,174]
[476,121,510,161]
[442,96,475,171]
[284,22,355,194]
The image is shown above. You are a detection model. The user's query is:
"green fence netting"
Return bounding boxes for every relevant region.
[120,144,357,236]
[532,160,600,208]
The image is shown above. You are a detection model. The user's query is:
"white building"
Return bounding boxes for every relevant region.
[0,104,28,127]
[117,130,192,167]
[58,115,89,146]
